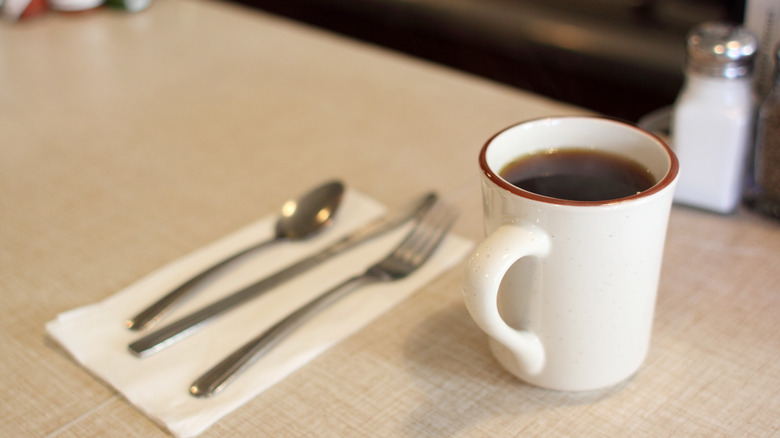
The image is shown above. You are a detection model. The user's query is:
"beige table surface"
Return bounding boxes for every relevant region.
[2,0,780,436]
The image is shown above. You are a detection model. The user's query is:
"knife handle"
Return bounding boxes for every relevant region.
[126,239,276,331]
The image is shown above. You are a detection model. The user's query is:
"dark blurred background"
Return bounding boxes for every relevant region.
[224,0,746,122]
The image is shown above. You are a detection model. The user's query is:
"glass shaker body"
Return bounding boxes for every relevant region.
[671,23,758,214]
[752,51,780,219]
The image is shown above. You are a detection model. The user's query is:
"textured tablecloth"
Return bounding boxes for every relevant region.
[2,0,779,436]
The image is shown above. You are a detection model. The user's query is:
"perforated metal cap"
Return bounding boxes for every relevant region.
[686,22,758,79]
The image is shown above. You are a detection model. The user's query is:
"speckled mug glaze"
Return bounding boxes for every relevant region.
[463,117,679,391]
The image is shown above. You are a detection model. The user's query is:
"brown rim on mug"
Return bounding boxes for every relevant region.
[479,116,680,207]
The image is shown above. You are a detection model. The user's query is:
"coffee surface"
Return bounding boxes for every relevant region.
[499,148,655,201]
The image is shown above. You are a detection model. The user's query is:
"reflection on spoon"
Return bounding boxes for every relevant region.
[125,180,345,331]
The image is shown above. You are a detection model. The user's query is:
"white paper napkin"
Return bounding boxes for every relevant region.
[46,189,473,437]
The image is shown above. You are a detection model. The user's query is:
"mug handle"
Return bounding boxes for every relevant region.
[462,223,549,375]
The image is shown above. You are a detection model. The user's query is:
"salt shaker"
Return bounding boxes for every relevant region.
[671,23,758,214]
[752,44,780,219]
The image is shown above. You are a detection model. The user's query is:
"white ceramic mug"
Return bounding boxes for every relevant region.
[462,116,679,391]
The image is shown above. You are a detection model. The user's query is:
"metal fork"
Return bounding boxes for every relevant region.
[189,201,459,397]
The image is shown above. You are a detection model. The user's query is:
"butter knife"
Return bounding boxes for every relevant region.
[128,192,437,357]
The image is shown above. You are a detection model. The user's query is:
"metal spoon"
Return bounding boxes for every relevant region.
[125,180,345,331]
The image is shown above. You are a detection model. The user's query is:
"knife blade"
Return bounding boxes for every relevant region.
[128,192,437,358]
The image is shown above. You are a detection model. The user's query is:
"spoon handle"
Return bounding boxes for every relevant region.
[126,237,277,331]
[189,274,374,398]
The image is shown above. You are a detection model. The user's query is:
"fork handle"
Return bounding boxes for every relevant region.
[189,273,378,398]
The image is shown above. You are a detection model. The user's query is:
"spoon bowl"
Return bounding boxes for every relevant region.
[275,181,343,240]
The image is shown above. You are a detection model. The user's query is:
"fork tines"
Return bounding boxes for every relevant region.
[377,200,459,278]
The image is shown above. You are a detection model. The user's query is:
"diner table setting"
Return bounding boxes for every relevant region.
[2,0,780,436]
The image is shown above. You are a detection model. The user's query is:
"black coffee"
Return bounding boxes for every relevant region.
[499,148,655,201]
